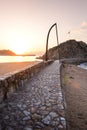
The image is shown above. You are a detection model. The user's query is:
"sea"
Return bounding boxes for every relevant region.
[1,56,87,70]
[0,56,42,63]
[78,62,87,70]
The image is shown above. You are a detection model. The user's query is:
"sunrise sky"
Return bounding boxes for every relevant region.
[0,0,87,55]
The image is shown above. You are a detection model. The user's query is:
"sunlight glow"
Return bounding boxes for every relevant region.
[6,29,42,55]
[12,42,28,54]
[8,32,30,54]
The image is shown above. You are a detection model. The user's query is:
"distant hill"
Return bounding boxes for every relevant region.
[0,49,16,56]
[42,39,87,60]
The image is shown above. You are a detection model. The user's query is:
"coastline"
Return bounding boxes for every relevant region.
[0,61,40,76]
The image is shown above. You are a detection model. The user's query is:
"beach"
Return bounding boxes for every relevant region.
[0,61,40,76]
[61,64,87,130]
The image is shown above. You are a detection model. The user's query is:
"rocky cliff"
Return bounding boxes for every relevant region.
[0,50,16,56]
[42,40,87,60]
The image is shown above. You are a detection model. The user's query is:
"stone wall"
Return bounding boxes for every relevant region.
[0,60,53,102]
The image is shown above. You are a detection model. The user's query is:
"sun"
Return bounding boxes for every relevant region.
[10,37,28,55]
[7,30,34,55]
[13,47,26,54]
[13,44,27,54]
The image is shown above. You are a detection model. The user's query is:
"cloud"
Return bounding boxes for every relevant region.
[68,21,87,42]
[81,21,87,30]
[72,21,87,34]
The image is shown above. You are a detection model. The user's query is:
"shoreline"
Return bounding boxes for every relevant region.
[0,61,40,76]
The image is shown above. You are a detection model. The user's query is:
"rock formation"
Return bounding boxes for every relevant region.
[42,39,87,60]
[0,49,16,56]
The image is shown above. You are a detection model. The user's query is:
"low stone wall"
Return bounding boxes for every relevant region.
[0,60,53,102]
[60,58,87,65]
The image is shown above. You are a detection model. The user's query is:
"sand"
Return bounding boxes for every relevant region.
[0,61,40,76]
[61,64,87,130]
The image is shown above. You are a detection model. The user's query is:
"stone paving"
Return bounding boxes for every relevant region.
[0,60,66,130]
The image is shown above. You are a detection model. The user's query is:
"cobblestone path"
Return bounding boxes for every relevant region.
[0,61,66,130]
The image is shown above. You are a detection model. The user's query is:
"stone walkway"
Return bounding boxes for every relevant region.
[0,61,66,130]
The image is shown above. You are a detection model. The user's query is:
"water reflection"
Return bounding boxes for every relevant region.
[0,56,42,63]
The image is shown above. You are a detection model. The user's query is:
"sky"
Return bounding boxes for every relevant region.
[0,0,87,55]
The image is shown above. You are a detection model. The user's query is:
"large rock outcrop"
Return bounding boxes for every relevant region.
[0,49,16,56]
[42,39,87,60]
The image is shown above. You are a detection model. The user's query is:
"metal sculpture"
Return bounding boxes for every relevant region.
[45,23,59,61]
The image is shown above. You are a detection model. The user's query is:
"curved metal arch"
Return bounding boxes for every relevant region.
[45,23,59,61]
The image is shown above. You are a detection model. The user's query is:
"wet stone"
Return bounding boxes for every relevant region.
[58,104,64,110]
[23,110,30,116]
[58,124,64,129]
[31,113,42,121]
[9,121,18,127]
[58,109,65,117]
[30,107,36,113]
[7,106,11,111]
[35,122,45,128]
[4,115,9,120]
[24,127,32,130]
[5,126,14,130]
[19,120,26,125]
[17,104,27,111]
[40,106,46,110]
[60,117,65,121]
[46,103,51,107]
[51,120,59,126]
[17,104,22,108]
[40,110,49,115]
[0,103,6,108]
[34,102,41,106]
[61,121,66,129]
[34,125,42,129]
[49,112,58,119]
[23,116,31,121]
[42,115,51,125]
[46,106,52,111]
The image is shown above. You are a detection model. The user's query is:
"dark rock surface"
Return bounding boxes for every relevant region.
[42,39,87,60]
[0,49,16,56]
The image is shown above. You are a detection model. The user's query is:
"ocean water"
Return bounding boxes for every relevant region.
[78,62,87,70]
[0,56,42,63]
